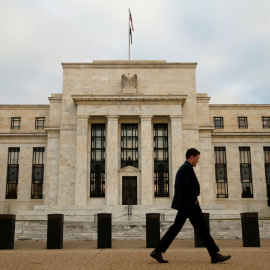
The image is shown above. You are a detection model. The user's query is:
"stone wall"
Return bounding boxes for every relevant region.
[210,105,270,217]
[210,104,270,132]
[0,105,49,214]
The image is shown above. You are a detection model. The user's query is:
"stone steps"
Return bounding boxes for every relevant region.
[14,204,250,241]
[17,204,240,222]
[14,219,270,241]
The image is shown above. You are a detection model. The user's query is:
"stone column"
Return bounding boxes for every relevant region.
[141,116,153,205]
[106,116,119,205]
[44,129,60,205]
[199,130,215,204]
[170,116,183,190]
[17,146,32,201]
[75,116,89,205]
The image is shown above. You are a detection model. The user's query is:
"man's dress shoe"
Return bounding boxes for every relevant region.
[150,250,169,263]
[211,253,231,263]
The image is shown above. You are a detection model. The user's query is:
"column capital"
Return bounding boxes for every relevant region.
[106,115,119,120]
[140,115,153,120]
[77,115,89,120]
[170,115,183,120]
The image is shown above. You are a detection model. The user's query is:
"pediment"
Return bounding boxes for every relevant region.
[119,166,141,173]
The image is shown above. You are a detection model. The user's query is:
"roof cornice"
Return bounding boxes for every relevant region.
[62,61,197,69]
[210,104,270,110]
[0,105,49,110]
[71,94,187,106]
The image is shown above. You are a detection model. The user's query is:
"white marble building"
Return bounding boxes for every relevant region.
[0,60,270,219]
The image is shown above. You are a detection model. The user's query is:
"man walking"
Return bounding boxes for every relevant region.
[150,148,231,264]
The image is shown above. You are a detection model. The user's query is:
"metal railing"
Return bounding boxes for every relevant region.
[128,197,132,221]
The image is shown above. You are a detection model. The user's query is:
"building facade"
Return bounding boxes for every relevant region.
[0,60,270,217]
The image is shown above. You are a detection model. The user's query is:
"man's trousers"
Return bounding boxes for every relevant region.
[155,203,220,257]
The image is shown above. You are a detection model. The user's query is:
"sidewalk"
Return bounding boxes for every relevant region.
[1,239,270,270]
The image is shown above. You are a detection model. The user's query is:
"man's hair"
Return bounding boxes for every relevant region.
[186,148,200,159]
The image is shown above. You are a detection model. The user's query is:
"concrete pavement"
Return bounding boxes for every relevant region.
[1,239,270,270]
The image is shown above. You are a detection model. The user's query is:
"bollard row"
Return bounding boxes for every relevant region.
[0,214,16,249]
[0,212,262,249]
[146,213,160,248]
[97,213,112,248]
[194,213,210,248]
[241,212,260,247]
[47,214,64,249]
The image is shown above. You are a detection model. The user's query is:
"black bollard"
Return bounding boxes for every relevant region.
[97,213,112,248]
[146,213,160,248]
[0,214,16,249]
[241,212,260,247]
[194,213,210,248]
[47,214,64,249]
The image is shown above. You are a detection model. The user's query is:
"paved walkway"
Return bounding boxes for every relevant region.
[1,239,270,270]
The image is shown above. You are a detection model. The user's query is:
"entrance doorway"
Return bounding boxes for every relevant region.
[122,176,137,205]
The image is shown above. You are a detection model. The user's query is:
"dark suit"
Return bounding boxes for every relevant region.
[155,161,220,257]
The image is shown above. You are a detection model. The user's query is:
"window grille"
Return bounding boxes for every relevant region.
[154,123,169,197]
[214,147,228,198]
[213,117,224,129]
[11,117,21,129]
[31,147,45,199]
[35,117,46,129]
[262,117,270,129]
[264,147,270,203]
[121,124,138,168]
[6,147,20,199]
[239,147,253,198]
[238,117,248,129]
[90,124,106,197]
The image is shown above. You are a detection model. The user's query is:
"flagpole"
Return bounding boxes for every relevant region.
[128,8,130,60]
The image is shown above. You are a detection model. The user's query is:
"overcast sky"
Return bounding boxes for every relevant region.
[1,0,270,105]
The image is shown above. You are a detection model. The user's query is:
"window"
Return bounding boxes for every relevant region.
[31,147,45,199]
[90,124,106,197]
[154,124,169,197]
[6,147,20,199]
[238,117,248,129]
[121,124,138,168]
[264,147,270,206]
[213,117,224,129]
[262,117,270,129]
[11,117,21,129]
[35,117,46,129]
[239,147,253,198]
[214,147,228,198]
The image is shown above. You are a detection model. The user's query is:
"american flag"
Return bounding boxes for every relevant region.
[130,11,134,31]
[129,10,134,44]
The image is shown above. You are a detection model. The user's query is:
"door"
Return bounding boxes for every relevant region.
[122,176,137,205]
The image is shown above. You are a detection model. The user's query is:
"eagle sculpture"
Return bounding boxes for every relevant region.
[122,74,137,89]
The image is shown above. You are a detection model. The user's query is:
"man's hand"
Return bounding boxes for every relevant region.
[195,200,198,204]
